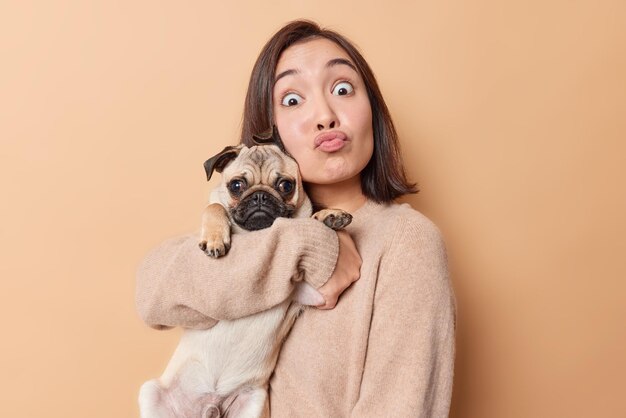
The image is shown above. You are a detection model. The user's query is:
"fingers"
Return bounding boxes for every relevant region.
[317,271,360,309]
[316,231,361,310]
[316,283,341,310]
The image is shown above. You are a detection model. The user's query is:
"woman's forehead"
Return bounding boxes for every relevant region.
[275,38,354,76]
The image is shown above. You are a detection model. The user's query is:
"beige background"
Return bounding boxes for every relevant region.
[1,1,625,417]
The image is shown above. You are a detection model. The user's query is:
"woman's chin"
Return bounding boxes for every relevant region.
[304,170,360,187]
[317,160,356,183]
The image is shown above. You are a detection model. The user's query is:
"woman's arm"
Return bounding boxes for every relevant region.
[350,218,456,418]
[135,217,339,330]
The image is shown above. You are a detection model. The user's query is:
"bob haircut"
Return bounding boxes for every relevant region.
[240,20,417,203]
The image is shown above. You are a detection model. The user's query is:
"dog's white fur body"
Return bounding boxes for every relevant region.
[139,300,303,418]
[139,145,326,418]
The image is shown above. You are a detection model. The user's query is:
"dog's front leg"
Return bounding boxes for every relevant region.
[199,203,231,258]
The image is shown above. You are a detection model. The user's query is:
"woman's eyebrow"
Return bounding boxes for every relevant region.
[274,69,298,84]
[326,58,357,72]
[274,58,357,85]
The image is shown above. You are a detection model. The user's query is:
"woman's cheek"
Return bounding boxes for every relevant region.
[293,151,317,182]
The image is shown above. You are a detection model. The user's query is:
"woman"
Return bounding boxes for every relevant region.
[136,20,456,417]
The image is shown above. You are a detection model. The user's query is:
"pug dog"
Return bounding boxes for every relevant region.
[139,129,352,418]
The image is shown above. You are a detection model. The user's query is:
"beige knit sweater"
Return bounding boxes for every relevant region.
[136,200,456,417]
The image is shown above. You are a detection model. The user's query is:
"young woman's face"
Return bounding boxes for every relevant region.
[272,38,374,186]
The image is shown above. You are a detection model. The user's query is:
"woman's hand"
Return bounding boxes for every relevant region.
[316,230,361,310]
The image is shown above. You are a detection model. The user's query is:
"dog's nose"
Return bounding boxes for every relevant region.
[251,191,269,205]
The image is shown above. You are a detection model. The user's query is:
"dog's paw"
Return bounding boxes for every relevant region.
[199,234,231,258]
[199,204,232,258]
[312,209,353,231]
[323,212,353,230]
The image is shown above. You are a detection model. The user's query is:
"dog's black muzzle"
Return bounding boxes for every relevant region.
[232,190,295,231]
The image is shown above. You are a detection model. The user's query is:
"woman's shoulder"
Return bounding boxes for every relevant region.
[375,203,450,290]
[370,201,445,245]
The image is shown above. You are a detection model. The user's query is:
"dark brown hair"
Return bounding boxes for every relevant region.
[240,20,417,203]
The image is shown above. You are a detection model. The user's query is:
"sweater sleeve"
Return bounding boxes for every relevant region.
[350,217,456,418]
[135,217,339,330]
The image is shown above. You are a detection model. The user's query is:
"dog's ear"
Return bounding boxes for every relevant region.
[252,125,286,152]
[203,145,242,181]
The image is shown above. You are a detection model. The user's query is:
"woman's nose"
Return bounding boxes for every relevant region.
[315,97,338,131]
[317,121,336,130]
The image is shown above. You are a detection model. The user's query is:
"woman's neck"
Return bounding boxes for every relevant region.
[305,175,367,212]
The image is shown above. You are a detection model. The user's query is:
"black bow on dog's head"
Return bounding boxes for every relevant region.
[204,126,290,182]
[251,125,287,153]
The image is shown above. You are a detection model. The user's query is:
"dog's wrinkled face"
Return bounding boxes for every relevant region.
[205,145,307,231]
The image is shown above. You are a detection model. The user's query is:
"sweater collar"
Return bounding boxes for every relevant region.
[348,199,386,229]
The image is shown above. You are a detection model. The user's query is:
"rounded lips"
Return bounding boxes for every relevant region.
[314,130,348,148]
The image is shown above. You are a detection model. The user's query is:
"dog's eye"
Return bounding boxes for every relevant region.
[277,179,294,195]
[228,179,246,196]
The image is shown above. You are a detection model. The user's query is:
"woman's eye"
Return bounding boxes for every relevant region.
[332,81,354,96]
[277,179,294,194]
[281,93,303,107]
